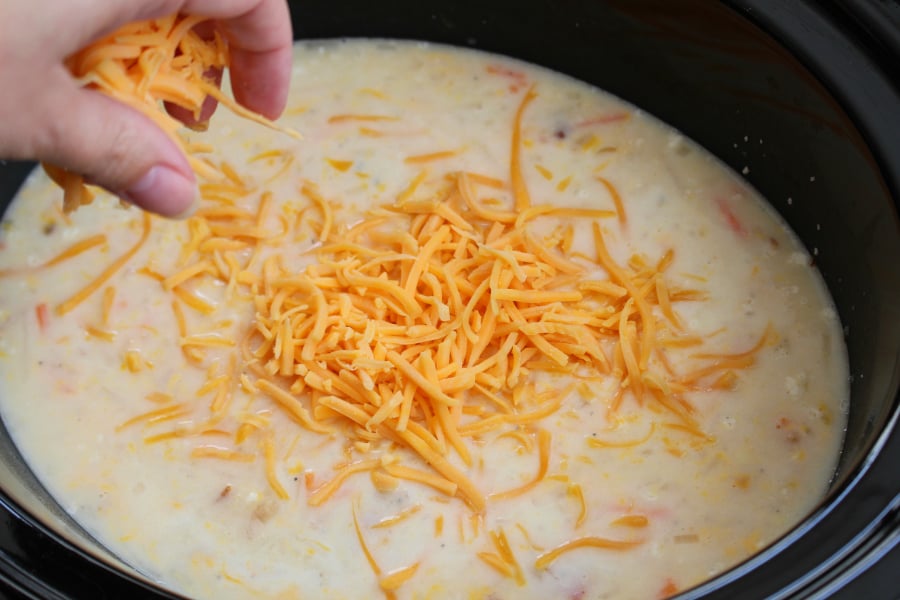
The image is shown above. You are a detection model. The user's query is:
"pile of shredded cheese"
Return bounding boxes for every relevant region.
[43,14,298,213]
[239,164,712,512]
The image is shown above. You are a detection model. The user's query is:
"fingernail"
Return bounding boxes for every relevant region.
[121,165,198,219]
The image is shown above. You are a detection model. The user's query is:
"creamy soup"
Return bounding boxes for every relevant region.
[0,40,847,599]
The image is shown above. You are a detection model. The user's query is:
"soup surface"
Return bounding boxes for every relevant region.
[0,40,847,599]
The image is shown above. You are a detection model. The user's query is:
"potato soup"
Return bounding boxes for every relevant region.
[0,40,848,599]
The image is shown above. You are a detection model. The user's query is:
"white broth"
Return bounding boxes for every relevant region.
[0,40,847,599]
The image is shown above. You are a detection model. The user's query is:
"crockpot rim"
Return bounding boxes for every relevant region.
[0,491,182,599]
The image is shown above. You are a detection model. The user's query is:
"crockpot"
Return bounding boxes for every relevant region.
[1,0,898,598]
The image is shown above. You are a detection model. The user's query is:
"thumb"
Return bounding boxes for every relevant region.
[34,78,198,218]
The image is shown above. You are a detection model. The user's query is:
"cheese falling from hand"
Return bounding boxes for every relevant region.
[43,14,299,213]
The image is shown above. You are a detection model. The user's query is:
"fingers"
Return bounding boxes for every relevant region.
[197,1,294,119]
[44,0,293,120]
[31,71,197,217]
[165,66,224,126]
[149,0,297,119]
[228,40,294,120]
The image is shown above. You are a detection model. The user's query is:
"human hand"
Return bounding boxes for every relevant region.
[0,0,293,217]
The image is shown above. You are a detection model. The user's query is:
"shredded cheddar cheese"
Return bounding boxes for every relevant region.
[477,527,525,585]
[57,213,151,316]
[534,536,643,570]
[43,14,299,213]
[379,563,420,592]
[0,235,106,279]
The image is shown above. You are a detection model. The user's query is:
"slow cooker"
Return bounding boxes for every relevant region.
[1,0,898,598]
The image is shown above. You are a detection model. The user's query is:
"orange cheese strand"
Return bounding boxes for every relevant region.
[611,514,650,528]
[488,430,551,500]
[0,233,106,278]
[372,503,423,529]
[352,501,398,600]
[379,563,420,592]
[534,536,643,570]
[595,175,627,225]
[476,527,525,585]
[309,459,381,506]
[42,164,96,214]
[56,213,151,315]
[510,87,537,211]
